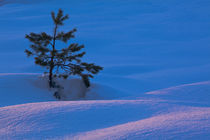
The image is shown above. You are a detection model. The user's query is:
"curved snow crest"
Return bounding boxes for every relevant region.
[1,101,210,140]
[144,81,210,105]
[0,100,164,139]
[146,81,210,95]
[72,108,210,140]
[1,75,210,139]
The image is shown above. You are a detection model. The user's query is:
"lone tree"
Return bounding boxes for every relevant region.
[25,9,103,88]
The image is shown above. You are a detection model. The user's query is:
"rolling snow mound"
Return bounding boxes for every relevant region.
[0,74,126,107]
[0,74,210,139]
[145,81,210,105]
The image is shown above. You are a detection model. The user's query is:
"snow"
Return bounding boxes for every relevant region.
[1,0,210,139]
[145,81,210,105]
[0,74,210,139]
[0,74,126,107]
[0,74,55,107]
[72,108,210,140]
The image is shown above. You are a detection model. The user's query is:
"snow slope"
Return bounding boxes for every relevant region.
[0,74,55,107]
[1,100,210,140]
[0,74,126,107]
[145,81,210,105]
[1,0,210,95]
[0,74,210,139]
[0,0,210,139]
[72,108,210,140]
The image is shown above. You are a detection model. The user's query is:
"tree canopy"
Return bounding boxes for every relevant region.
[25,9,103,88]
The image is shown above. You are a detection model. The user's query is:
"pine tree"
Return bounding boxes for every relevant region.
[25,9,103,88]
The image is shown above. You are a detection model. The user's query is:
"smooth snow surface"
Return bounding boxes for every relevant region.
[0,74,55,107]
[1,0,210,139]
[0,74,125,107]
[0,74,210,139]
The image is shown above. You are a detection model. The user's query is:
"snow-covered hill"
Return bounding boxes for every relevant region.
[0,74,126,107]
[0,74,210,139]
[145,81,210,105]
[1,0,210,139]
[0,74,55,107]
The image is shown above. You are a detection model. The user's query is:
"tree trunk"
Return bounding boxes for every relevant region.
[82,75,90,88]
[49,66,54,88]
[49,24,58,88]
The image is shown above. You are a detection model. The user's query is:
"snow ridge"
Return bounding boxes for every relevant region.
[0,74,210,139]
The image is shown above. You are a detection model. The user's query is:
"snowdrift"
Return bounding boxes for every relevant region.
[0,74,55,107]
[0,99,210,139]
[0,74,126,107]
[145,81,210,105]
[0,74,210,139]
